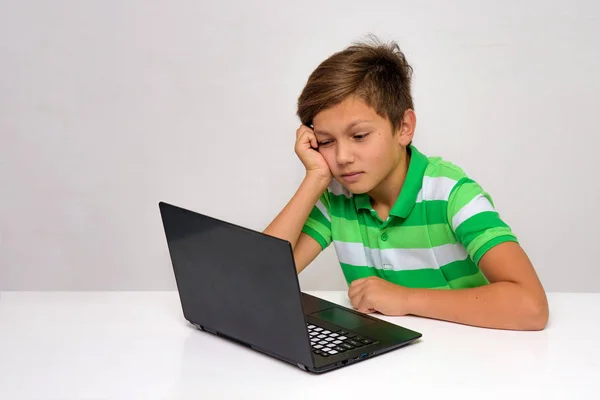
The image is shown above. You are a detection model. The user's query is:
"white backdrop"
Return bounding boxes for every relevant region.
[1,0,599,291]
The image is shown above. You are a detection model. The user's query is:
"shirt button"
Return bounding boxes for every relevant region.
[381,232,388,241]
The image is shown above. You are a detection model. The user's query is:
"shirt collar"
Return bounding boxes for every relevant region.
[354,145,429,219]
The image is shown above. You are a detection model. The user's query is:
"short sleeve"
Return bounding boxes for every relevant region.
[301,190,333,250]
[447,178,519,265]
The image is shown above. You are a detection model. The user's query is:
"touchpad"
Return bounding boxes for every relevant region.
[311,307,375,329]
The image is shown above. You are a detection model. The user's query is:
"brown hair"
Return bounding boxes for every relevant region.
[297,34,414,135]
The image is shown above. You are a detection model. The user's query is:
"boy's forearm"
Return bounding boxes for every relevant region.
[405,282,549,331]
[263,173,329,250]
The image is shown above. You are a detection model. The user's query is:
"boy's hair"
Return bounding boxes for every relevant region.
[297,35,414,136]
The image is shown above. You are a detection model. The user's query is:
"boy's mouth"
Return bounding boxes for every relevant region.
[340,171,364,183]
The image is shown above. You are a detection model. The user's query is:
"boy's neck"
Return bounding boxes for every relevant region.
[367,148,411,213]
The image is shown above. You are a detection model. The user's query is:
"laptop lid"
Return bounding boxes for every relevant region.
[159,202,314,369]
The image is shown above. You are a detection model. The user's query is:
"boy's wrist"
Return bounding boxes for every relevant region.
[304,171,332,191]
[402,287,419,316]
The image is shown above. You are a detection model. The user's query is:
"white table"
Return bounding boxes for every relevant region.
[0,291,598,399]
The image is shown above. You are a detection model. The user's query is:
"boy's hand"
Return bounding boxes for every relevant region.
[348,277,410,316]
[295,124,333,184]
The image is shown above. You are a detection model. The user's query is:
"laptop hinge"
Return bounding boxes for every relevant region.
[297,363,309,371]
[216,332,252,348]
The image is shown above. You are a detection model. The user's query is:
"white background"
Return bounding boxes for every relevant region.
[1,0,598,291]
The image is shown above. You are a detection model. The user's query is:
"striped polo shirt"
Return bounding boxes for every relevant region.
[301,145,518,289]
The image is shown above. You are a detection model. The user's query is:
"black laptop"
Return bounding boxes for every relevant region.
[159,201,422,373]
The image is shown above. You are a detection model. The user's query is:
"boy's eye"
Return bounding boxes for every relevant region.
[353,133,370,140]
[318,140,333,146]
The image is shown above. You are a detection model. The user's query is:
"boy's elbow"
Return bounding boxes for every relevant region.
[521,292,549,331]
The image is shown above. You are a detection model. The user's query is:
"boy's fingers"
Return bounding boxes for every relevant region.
[349,280,369,297]
[296,124,313,139]
[296,130,315,148]
[348,284,361,299]
[350,277,368,289]
[311,136,318,149]
[357,297,373,313]
[349,291,362,309]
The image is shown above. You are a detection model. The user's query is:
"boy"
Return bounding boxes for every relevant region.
[264,36,548,330]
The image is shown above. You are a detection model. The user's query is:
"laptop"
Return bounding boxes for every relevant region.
[159,201,422,373]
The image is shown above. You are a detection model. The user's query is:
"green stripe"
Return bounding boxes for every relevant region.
[439,257,480,281]
[447,271,489,288]
[321,191,331,208]
[424,161,468,181]
[329,216,364,243]
[467,226,514,259]
[473,235,519,265]
[301,225,329,250]
[327,194,449,227]
[383,223,455,249]
[455,212,508,248]
[328,192,357,219]
[447,179,485,219]
[331,217,456,249]
[307,203,331,229]
[403,201,448,226]
[340,263,451,288]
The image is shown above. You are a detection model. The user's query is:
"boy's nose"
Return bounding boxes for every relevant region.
[335,143,354,164]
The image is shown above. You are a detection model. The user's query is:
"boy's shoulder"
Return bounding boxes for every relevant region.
[418,149,491,207]
[422,152,470,183]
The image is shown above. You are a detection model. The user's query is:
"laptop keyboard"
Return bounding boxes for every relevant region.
[307,322,377,357]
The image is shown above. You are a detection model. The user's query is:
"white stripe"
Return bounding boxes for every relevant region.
[328,179,353,198]
[416,176,458,203]
[432,242,469,266]
[451,195,495,231]
[315,200,331,222]
[333,241,469,271]
[333,240,377,268]
[379,247,440,271]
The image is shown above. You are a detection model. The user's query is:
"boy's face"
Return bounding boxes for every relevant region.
[312,95,412,194]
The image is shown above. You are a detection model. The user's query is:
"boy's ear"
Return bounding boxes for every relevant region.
[396,109,416,147]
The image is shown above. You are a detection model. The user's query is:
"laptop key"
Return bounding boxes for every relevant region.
[340,343,354,350]
[361,338,374,345]
[347,339,363,347]
[314,345,323,349]
[334,346,347,352]
[338,336,347,340]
